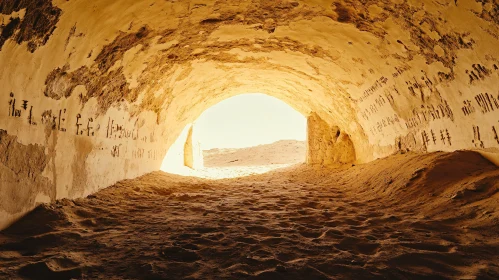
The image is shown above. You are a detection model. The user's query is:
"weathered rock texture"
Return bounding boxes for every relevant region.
[183,125,203,169]
[0,0,61,53]
[0,0,498,229]
[307,113,356,165]
[0,130,54,229]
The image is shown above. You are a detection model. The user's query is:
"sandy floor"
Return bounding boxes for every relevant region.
[170,140,306,179]
[0,151,498,279]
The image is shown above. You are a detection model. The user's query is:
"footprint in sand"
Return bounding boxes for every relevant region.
[398,242,451,253]
[299,229,324,239]
[18,257,84,280]
[335,236,381,255]
[159,246,201,263]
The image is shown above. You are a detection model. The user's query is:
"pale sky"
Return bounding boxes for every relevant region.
[195,93,306,150]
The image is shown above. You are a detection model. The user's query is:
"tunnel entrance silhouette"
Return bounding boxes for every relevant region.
[160,93,308,178]
[160,93,357,179]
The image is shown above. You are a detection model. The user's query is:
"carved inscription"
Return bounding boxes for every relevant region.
[475,93,499,114]
[493,126,499,144]
[460,92,499,117]
[406,101,454,129]
[75,114,96,136]
[132,148,145,159]
[392,65,411,78]
[421,129,452,149]
[106,117,139,140]
[466,63,492,84]
[8,93,22,117]
[404,70,440,102]
[461,100,476,116]
[360,92,395,121]
[369,114,401,135]
[111,144,122,157]
[41,109,67,132]
[357,76,389,103]
[472,125,484,148]
[470,124,499,148]
[464,62,499,84]
[148,149,159,160]
[4,92,161,160]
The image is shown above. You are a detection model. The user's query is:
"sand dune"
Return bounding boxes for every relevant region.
[0,151,498,279]
[203,140,305,167]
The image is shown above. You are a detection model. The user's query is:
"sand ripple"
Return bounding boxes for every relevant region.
[0,151,498,279]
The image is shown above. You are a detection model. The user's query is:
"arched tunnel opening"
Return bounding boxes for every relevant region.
[161,93,310,178]
[0,0,499,279]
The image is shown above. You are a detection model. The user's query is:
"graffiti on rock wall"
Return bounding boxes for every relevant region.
[421,129,452,149]
[461,100,476,116]
[357,76,389,103]
[472,125,485,148]
[360,92,396,122]
[359,67,456,137]
[466,63,494,84]
[8,93,22,117]
[368,114,401,136]
[76,114,96,136]
[460,92,499,117]
[493,126,499,145]
[471,124,499,148]
[148,149,159,160]
[405,100,454,129]
[4,91,164,160]
[460,64,499,116]
[474,92,499,114]
[112,146,163,160]
[41,109,68,132]
[132,148,145,159]
[358,61,497,151]
[403,70,442,102]
[106,117,139,140]
[362,61,497,133]
[392,65,411,79]
[111,144,122,158]
[360,67,450,132]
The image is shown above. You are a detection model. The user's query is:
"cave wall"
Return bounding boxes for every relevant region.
[0,0,498,229]
[307,113,356,165]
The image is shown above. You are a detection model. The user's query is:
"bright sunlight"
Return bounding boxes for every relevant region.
[161,93,307,178]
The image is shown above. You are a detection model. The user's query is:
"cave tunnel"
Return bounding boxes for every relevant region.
[0,0,499,279]
[161,93,309,178]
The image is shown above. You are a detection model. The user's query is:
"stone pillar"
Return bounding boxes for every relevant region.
[307,112,356,165]
[183,124,204,169]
